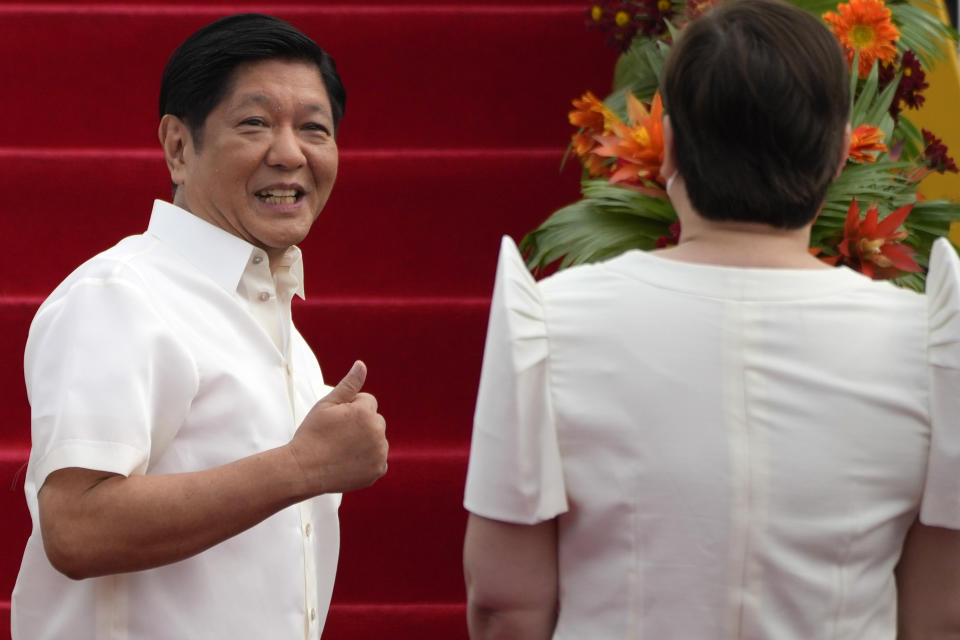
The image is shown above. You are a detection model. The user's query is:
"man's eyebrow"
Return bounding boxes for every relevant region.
[230,93,332,118]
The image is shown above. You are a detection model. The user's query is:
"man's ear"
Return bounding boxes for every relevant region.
[158,115,191,187]
[835,122,851,179]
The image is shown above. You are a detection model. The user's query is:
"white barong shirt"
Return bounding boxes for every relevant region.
[465,236,960,639]
[13,200,339,639]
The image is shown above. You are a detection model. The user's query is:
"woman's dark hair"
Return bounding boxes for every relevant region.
[159,13,346,143]
[661,0,849,229]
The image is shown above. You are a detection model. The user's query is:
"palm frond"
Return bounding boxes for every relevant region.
[890,2,959,69]
[789,0,844,16]
[611,37,667,105]
[520,196,674,271]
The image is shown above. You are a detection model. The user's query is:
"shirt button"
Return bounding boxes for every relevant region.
[258,291,270,302]
[252,255,263,265]
[305,523,311,537]
[310,608,316,622]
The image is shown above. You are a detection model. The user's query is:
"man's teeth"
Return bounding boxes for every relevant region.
[256,189,299,204]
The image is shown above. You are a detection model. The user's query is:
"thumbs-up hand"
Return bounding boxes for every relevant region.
[288,360,388,497]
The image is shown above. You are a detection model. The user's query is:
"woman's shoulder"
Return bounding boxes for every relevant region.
[927,238,960,355]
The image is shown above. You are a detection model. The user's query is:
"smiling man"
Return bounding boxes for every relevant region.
[11,14,387,640]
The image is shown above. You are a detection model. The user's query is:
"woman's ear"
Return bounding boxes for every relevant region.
[158,114,190,187]
[662,115,677,183]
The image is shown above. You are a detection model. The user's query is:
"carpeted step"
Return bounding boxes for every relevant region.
[0,296,492,447]
[0,149,583,298]
[0,5,616,150]
[0,447,470,612]
[323,603,467,639]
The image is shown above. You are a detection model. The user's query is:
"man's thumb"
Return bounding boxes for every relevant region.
[319,360,367,406]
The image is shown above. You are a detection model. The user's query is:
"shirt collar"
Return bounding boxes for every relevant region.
[271,245,306,300]
[145,199,306,299]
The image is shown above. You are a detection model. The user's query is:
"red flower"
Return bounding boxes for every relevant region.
[824,199,920,278]
[655,221,681,247]
[922,129,959,174]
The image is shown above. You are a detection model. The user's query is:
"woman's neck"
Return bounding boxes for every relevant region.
[654,179,829,270]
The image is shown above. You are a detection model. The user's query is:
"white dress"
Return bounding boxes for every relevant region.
[464,236,960,639]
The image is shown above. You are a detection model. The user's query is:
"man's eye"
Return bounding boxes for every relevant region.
[303,123,330,134]
[240,118,267,127]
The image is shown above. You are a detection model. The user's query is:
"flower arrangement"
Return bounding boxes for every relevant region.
[522,0,960,289]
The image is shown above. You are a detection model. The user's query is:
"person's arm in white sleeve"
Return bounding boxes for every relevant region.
[897,238,960,636]
[464,514,558,639]
[896,520,960,638]
[39,360,387,580]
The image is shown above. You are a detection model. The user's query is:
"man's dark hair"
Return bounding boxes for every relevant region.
[159,13,346,143]
[661,0,849,229]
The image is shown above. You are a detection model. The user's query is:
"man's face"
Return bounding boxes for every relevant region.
[170,59,338,259]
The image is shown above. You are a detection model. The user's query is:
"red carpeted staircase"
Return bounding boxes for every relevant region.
[0,2,614,637]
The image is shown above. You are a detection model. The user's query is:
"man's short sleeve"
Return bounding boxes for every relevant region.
[25,267,197,487]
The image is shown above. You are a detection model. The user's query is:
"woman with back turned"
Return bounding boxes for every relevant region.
[463,0,960,637]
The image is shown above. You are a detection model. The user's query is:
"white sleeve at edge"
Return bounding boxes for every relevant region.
[463,236,568,525]
[922,238,960,529]
[25,274,197,488]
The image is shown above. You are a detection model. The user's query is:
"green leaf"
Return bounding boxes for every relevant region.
[895,114,927,162]
[890,2,959,70]
[790,0,843,16]
[520,194,676,272]
[850,59,899,129]
[581,180,677,221]
[612,37,667,103]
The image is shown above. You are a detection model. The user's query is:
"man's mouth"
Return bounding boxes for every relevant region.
[255,188,302,204]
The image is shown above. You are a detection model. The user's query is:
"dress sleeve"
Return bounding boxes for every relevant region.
[463,236,568,524]
[922,237,960,529]
[25,269,198,487]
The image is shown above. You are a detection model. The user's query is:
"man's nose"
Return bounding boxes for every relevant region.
[265,127,306,169]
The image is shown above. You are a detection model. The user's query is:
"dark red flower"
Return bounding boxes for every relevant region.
[586,2,640,52]
[878,50,928,119]
[922,129,959,174]
[634,0,675,36]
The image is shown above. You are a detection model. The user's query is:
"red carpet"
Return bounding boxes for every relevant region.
[0,2,615,637]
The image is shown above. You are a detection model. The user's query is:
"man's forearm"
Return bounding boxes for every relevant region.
[39,361,388,580]
[40,445,309,579]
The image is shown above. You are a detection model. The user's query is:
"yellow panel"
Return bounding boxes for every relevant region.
[907,0,960,241]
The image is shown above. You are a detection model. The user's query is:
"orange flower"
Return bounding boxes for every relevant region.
[823,0,900,78]
[822,199,920,278]
[569,91,621,177]
[592,92,666,191]
[848,124,887,163]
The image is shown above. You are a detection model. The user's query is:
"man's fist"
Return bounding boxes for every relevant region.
[288,361,388,496]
